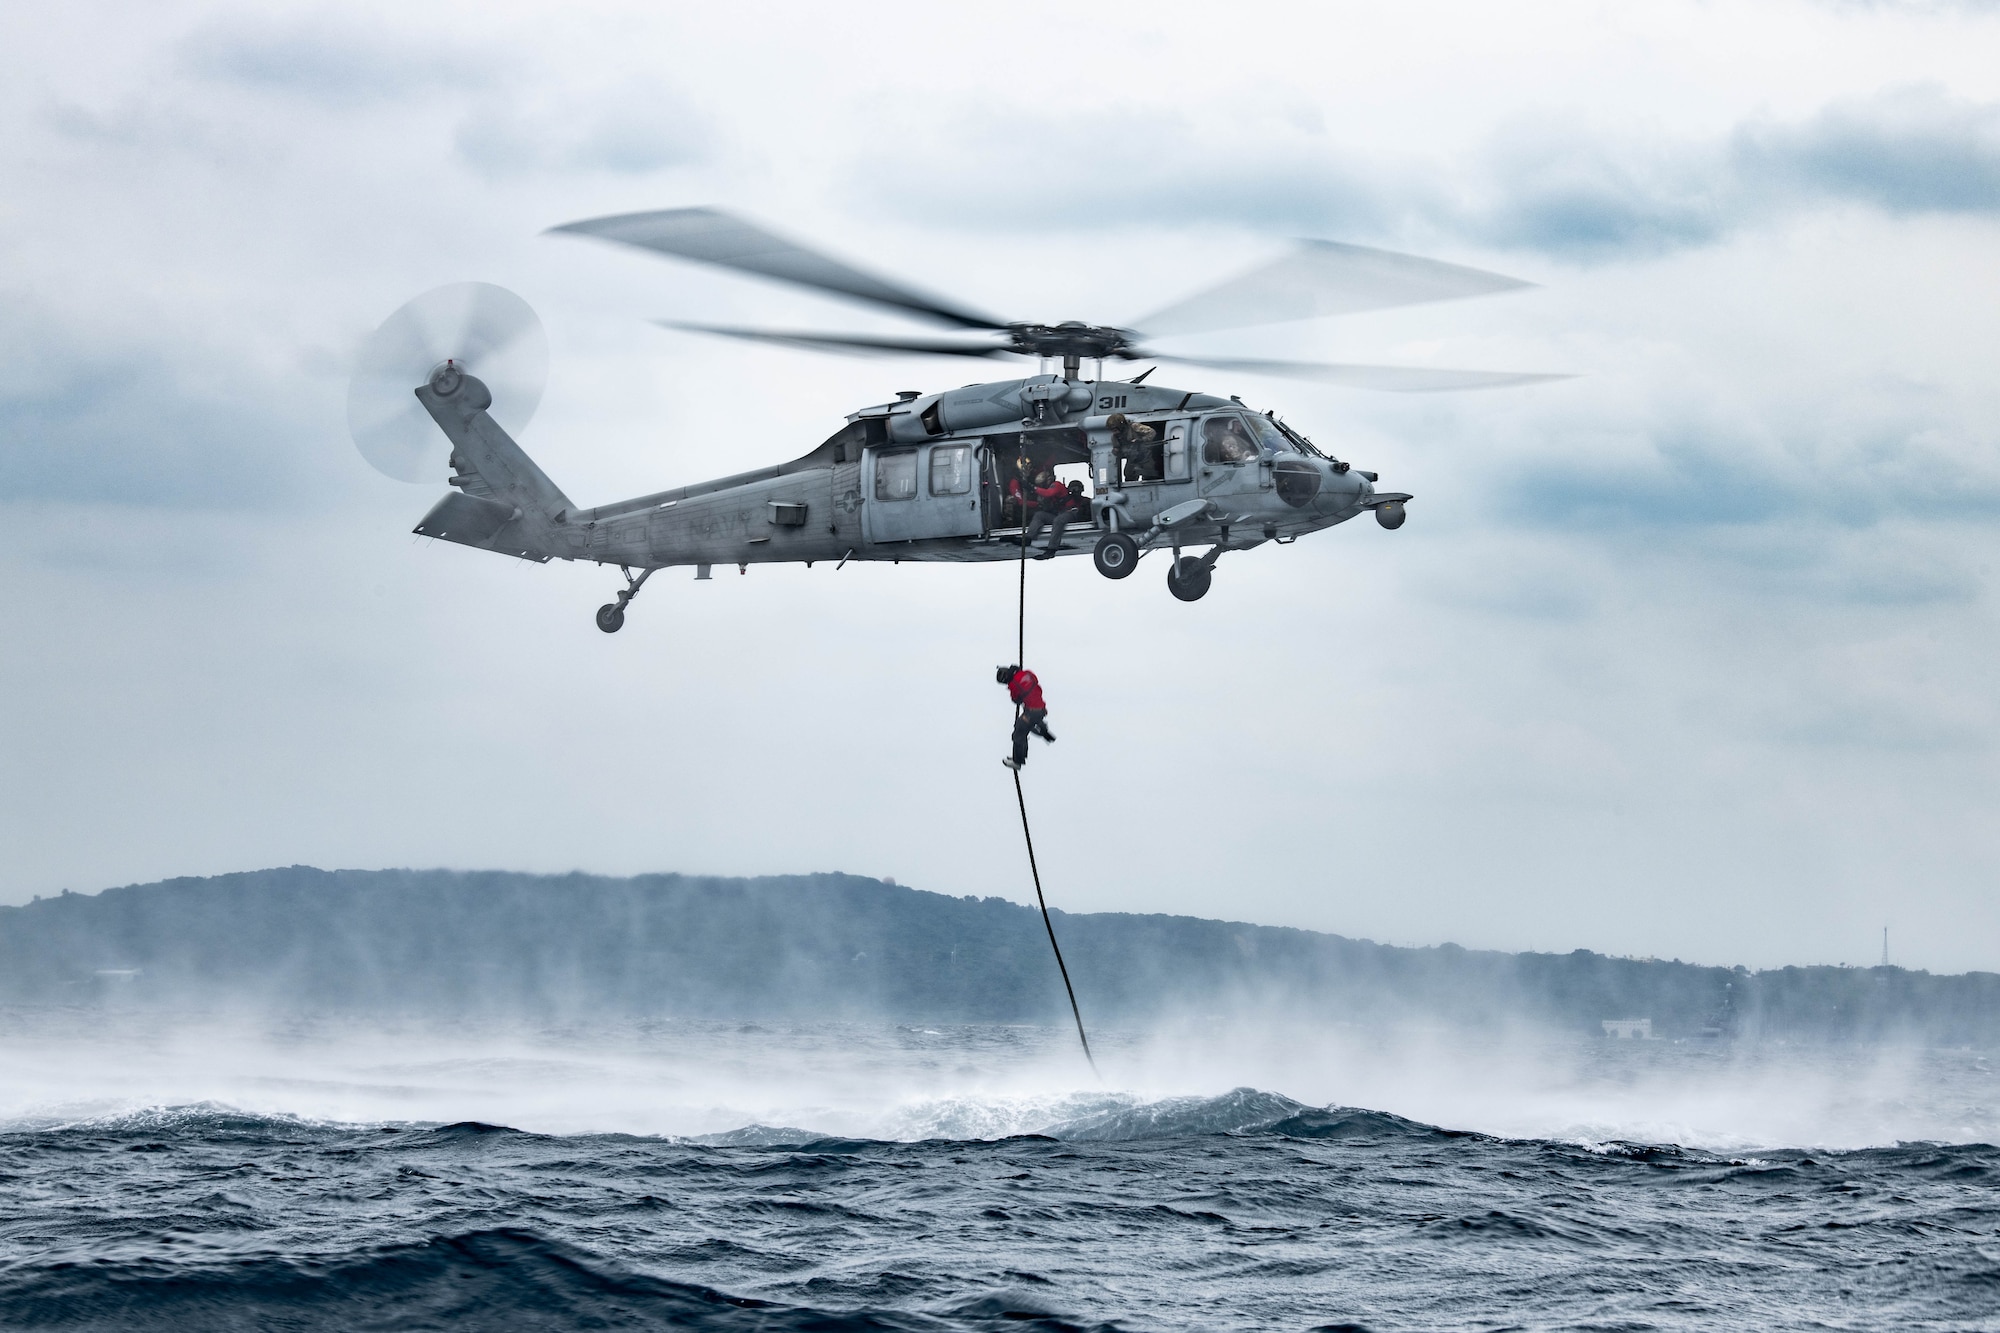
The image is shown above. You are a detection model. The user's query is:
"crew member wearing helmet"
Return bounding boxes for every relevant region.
[995,664,1055,770]
[1114,417,1163,482]
[1021,469,1074,559]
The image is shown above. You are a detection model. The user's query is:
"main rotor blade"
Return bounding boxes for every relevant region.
[1132,240,1535,338]
[551,208,1004,331]
[661,322,1017,359]
[1144,352,1572,392]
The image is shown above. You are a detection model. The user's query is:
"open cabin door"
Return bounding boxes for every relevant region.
[861,443,984,543]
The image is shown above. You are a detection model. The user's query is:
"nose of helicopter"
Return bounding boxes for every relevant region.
[1326,461,1370,511]
[1271,455,1368,512]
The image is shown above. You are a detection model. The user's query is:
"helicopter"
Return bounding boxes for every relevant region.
[345,209,1564,631]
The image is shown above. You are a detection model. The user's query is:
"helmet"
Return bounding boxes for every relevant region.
[995,665,1018,685]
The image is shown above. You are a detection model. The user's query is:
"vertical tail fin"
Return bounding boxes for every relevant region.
[411,370,574,561]
[417,369,573,517]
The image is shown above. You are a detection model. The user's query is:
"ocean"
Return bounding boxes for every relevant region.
[0,1015,1994,1331]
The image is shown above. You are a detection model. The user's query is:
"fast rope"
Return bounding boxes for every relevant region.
[1012,523,1098,1075]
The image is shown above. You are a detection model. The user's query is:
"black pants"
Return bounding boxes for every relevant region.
[1023,507,1072,553]
[1011,708,1049,765]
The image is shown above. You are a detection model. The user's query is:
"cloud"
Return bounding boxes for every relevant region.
[1479,372,2000,546]
[1468,122,1729,258]
[177,16,704,178]
[453,81,708,178]
[180,18,490,106]
[865,85,2000,262]
[0,298,337,510]
[1732,84,2000,214]
[849,107,1432,241]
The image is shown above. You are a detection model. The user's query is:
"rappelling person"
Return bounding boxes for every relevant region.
[996,664,1055,770]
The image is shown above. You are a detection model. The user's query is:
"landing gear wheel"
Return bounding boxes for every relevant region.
[1093,532,1139,579]
[595,603,626,633]
[1167,556,1212,602]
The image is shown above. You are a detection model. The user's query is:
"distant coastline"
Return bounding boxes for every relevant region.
[3,868,1994,1044]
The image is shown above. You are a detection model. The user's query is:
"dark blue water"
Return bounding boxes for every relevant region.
[1,1020,1996,1331]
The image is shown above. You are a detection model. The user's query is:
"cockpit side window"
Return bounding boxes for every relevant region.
[1201,414,1261,464]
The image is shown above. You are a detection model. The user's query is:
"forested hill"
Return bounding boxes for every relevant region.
[3,867,1995,1043]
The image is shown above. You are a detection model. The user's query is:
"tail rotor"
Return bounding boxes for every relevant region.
[346,282,549,482]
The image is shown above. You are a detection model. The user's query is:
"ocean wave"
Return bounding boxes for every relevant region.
[0,1227,952,1333]
[0,1090,1493,1150]
[1046,1087,1308,1141]
[25,1089,1981,1158]
[666,1089,1485,1148]
[2,1101,1993,1331]
[4,1101,354,1138]
[0,1226,1146,1333]
[1025,1087,1483,1145]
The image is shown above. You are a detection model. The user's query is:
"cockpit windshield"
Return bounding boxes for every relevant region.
[1247,415,1295,454]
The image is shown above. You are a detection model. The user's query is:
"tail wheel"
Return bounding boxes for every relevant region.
[1167,557,1212,602]
[595,604,626,633]
[1093,532,1140,579]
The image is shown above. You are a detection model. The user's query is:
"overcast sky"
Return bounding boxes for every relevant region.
[4,0,1999,972]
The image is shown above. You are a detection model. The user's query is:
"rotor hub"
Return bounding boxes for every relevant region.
[1004,322,1136,361]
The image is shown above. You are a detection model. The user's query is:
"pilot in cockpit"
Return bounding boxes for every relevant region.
[1203,417,1259,464]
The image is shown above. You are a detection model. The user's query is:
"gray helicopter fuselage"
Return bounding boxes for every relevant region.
[409,369,1400,577]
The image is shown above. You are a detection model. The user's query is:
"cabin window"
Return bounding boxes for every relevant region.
[1163,423,1190,480]
[929,444,973,496]
[874,450,919,501]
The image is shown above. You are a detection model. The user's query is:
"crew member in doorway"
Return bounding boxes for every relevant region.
[1111,413,1163,481]
[996,664,1055,770]
[1022,469,1073,559]
[1000,453,1036,527]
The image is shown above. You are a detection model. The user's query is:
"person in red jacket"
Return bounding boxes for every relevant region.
[995,664,1056,770]
[1022,470,1076,558]
[999,453,1036,527]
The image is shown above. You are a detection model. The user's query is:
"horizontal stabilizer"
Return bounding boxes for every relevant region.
[414,492,550,562]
